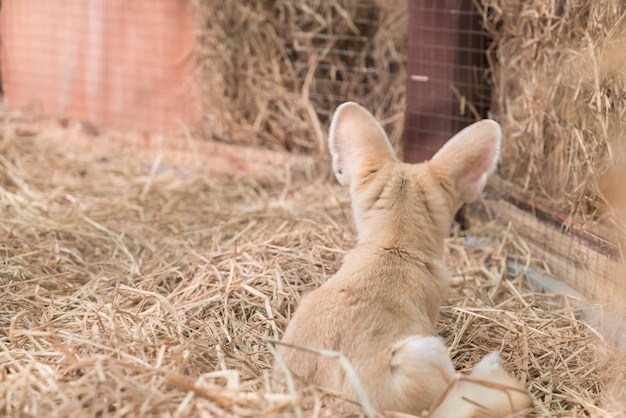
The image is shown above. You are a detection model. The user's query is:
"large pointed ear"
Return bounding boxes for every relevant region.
[328,102,397,186]
[429,119,501,205]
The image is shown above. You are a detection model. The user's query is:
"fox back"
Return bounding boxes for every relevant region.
[275,102,529,416]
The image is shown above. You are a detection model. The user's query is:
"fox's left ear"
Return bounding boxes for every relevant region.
[328,102,397,186]
[429,120,501,206]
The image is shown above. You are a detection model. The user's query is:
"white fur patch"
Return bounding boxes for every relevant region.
[390,336,449,367]
[472,351,503,375]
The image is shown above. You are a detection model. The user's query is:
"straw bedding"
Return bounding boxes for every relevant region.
[196,0,407,156]
[480,0,626,224]
[0,123,624,417]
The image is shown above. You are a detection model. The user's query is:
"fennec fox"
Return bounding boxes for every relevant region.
[275,102,531,416]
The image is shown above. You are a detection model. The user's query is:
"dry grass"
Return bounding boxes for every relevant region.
[196,0,407,156]
[479,0,626,225]
[0,122,624,417]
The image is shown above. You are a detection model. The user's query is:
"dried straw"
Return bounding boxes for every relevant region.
[196,0,407,156]
[478,0,626,225]
[0,118,624,416]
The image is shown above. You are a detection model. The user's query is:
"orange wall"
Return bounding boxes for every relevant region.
[1,0,199,133]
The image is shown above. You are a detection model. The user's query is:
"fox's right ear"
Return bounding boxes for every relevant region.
[328,102,397,186]
[429,119,501,208]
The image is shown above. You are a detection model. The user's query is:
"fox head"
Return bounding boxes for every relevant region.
[328,102,501,253]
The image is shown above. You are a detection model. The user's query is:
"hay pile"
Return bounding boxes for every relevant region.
[0,122,624,417]
[480,0,626,224]
[196,0,407,155]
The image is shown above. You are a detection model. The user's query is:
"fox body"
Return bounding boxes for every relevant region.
[275,102,531,416]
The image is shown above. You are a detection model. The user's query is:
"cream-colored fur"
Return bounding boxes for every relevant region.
[274,102,531,416]
[430,352,531,418]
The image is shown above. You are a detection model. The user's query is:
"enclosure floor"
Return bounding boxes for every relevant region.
[0,125,624,417]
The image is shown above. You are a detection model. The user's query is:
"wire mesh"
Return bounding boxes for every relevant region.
[288,2,383,123]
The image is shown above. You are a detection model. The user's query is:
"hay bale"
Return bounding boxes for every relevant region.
[480,0,626,223]
[196,0,407,155]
